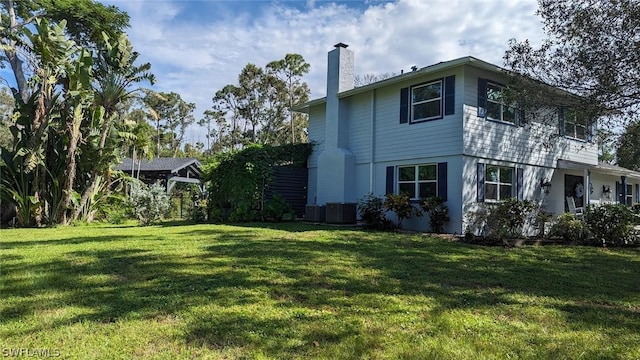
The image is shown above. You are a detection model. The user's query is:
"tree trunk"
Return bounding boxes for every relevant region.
[58,108,83,224]
[72,111,113,221]
[2,0,29,103]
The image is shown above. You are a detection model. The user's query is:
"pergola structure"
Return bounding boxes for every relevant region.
[117,158,203,193]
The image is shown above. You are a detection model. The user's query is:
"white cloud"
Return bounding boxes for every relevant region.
[101,0,545,144]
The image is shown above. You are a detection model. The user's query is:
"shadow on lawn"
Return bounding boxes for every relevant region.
[3,226,640,356]
[0,235,136,249]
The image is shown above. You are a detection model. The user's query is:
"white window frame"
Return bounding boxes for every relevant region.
[411,80,443,123]
[485,165,514,202]
[397,164,438,200]
[626,184,633,206]
[486,82,517,124]
[564,108,588,141]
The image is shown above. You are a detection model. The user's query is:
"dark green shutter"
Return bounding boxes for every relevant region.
[444,76,455,116]
[386,166,395,194]
[437,162,448,201]
[477,78,487,118]
[477,163,485,202]
[400,88,409,124]
[622,176,627,204]
[517,168,524,201]
[636,184,639,202]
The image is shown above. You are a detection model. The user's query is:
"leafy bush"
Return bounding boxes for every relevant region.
[384,193,421,229]
[584,203,636,246]
[188,198,208,223]
[465,199,536,241]
[263,194,294,222]
[420,196,449,233]
[228,202,261,223]
[631,204,640,225]
[358,193,394,230]
[98,195,133,224]
[486,198,536,239]
[130,181,170,226]
[549,213,589,243]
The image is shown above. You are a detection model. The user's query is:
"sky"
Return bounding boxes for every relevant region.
[50,0,552,145]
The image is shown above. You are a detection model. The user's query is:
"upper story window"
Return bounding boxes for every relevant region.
[477,78,523,125]
[411,81,442,122]
[398,164,437,200]
[486,82,517,124]
[563,108,588,140]
[485,165,514,202]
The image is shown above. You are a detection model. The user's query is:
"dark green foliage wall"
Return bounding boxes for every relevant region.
[201,143,313,221]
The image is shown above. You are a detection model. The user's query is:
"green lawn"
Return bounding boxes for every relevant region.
[1,222,639,359]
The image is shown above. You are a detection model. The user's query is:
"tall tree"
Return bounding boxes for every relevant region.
[238,63,267,143]
[0,0,129,102]
[143,91,195,157]
[504,0,640,127]
[616,121,640,171]
[266,54,310,143]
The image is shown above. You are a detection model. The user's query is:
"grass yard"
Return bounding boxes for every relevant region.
[1,222,639,359]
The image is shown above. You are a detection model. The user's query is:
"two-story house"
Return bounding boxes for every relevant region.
[297,43,640,233]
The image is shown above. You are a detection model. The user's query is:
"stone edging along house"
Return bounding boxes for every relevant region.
[295,43,640,234]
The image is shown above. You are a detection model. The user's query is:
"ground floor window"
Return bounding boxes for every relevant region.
[397,164,437,199]
[485,165,514,202]
[626,184,633,206]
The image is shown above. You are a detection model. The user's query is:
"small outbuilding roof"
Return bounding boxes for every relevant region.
[117,157,202,174]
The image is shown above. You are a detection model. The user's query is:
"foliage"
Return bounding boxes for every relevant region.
[384,193,421,229]
[487,198,536,239]
[420,196,450,233]
[584,203,636,246]
[632,204,640,225]
[505,0,640,126]
[129,181,170,226]
[142,91,194,157]
[7,0,129,49]
[2,223,640,359]
[465,199,536,240]
[205,54,310,151]
[263,193,294,222]
[549,213,589,243]
[202,143,313,222]
[94,194,132,224]
[357,193,393,230]
[0,9,154,226]
[0,86,14,149]
[616,120,640,171]
[227,202,261,223]
[188,198,208,223]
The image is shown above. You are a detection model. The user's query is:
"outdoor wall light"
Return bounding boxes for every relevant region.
[540,178,552,194]
[603,185,611,194]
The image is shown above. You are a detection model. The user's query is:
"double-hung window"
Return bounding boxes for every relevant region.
[398,164,437,199]
[411,81,442,122]
[486,82,516,124]
[564,108,588,140]
[485,165,514,202]
[626,184,633,206]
